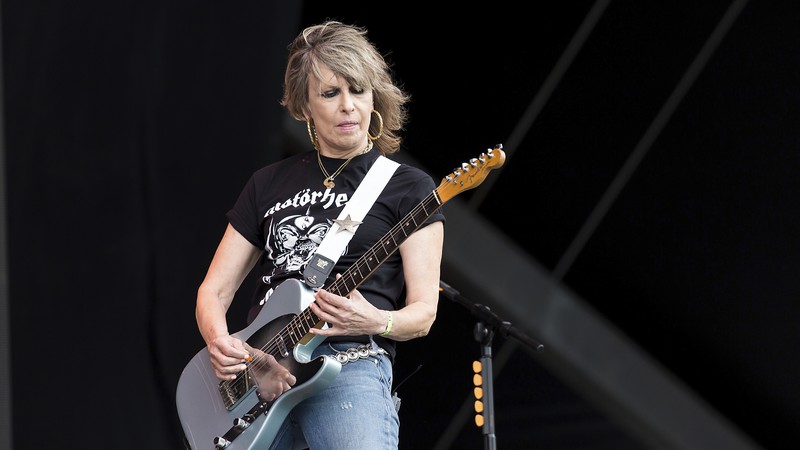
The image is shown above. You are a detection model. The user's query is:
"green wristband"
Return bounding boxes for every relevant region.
[379,311,393,337]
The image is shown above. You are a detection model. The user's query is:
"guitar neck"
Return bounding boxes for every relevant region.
[329,190,442,298]
[277,145,505,351]
[271,191,441,353]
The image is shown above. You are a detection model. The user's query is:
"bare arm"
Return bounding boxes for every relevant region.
[196,224,297,398]
[309,220,444,340]
[196,224,262,379]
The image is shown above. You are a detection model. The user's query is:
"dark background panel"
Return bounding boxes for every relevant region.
[4,1,799,449]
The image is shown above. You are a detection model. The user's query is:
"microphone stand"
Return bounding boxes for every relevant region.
[439,280,544,450]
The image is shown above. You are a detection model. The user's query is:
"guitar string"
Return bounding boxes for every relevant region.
[218,156,491,394]
[214,160,495,400]
[221,310,318,393]
[220,308,320,390]
[247,192,439,371]
[220,192,443,393]
[219,158,497,394]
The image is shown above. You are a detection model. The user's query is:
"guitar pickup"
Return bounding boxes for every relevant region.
[276,336,289,357]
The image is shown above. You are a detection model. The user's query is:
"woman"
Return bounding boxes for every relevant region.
[194,21,445,449]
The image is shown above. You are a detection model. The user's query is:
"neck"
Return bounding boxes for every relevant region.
[319,141,372,159]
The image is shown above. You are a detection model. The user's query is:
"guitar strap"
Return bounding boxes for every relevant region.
[303,155,399,289]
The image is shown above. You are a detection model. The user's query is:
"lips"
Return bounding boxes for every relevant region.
[337,121,359,131]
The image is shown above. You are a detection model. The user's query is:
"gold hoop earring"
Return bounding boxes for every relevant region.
[306,118,319,150]
[368,110,383,141]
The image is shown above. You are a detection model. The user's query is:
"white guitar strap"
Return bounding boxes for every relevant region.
[303,155,399,289]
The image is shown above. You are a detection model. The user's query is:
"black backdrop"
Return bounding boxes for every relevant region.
[5,1,304,448]
[6,1,800,449]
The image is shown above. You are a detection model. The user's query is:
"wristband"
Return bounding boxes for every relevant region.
[379,311,393,337]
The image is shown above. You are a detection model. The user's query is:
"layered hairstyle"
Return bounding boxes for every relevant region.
[281,21,410,155]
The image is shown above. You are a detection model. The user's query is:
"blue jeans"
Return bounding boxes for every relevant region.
[268,340,399,450]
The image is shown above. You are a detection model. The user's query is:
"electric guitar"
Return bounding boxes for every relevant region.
[176,145,506,449]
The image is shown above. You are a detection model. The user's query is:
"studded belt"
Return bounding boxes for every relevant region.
[332,343,388,365]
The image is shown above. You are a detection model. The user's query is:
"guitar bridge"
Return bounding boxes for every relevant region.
[218,372,256,410]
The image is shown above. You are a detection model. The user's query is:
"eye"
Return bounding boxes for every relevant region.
[350,86,365,95]
[321,88,339,99]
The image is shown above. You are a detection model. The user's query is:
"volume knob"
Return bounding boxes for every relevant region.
[213,436,231,448]
[233,417,251,430]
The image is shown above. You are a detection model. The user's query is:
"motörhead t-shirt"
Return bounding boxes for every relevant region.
[226,149,445,358]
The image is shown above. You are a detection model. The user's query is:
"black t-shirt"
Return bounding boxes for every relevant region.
[226,149,446,358]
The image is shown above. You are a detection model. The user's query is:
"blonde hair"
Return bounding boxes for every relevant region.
[281,21,409,155]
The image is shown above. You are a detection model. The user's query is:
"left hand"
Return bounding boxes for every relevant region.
[309,286,383,337]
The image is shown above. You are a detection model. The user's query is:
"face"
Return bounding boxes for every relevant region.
[307,63,373,157]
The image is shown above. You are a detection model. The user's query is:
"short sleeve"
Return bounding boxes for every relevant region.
[226,175,264,249]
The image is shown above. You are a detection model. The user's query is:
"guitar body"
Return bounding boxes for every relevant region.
[177,279,342,450]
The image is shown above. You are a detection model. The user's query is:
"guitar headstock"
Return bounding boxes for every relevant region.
[436,144,506,202]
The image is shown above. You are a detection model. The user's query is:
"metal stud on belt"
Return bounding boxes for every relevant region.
[333,344,386,365]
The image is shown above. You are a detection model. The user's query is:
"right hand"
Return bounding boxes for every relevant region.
[207,334,251,380]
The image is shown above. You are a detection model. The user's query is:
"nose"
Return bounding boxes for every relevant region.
[339,91,355,112]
